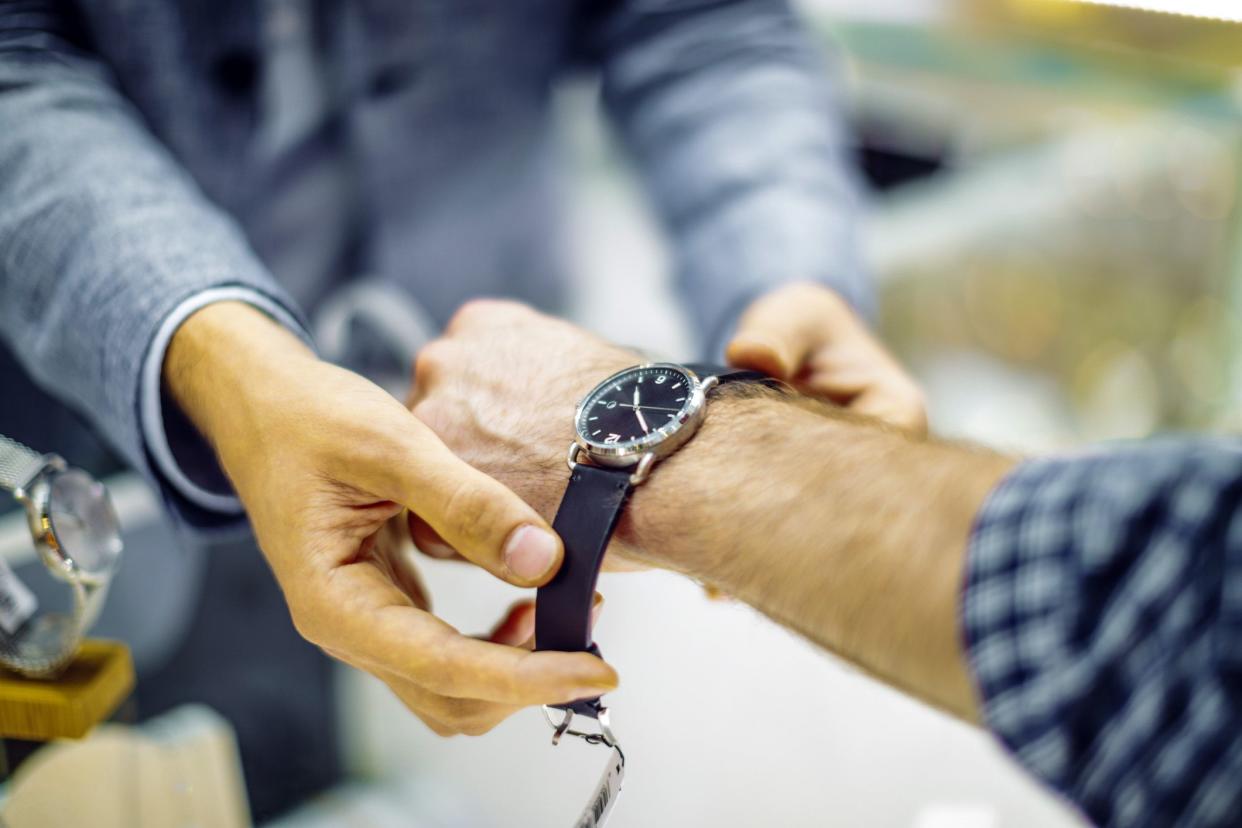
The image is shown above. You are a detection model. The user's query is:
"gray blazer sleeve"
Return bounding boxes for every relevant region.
[595,0,873,358]
[0,4,303,531]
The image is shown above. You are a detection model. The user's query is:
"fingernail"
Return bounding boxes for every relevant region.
[758,339,791,371]
[504,525,559,582]
[736,335,788,371]
[737,332,776,350]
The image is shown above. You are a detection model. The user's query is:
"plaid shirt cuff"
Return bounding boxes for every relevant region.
[963,440,1242,827]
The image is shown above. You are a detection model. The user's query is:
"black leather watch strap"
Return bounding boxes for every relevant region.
[535,363,766,719]
[682,363,769,388]
[536,463,633,717]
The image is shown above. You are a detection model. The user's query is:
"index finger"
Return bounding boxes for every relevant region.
[317,559,618,706]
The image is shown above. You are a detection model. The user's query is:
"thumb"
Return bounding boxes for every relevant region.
[378,419,564,588]
[725,284,831,379]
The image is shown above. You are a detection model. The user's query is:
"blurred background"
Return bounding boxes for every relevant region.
[2,0,1240,825]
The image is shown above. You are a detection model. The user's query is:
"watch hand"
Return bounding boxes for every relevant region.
[618,403,680,413]
[635,408,649,434]
[633,386,640,408]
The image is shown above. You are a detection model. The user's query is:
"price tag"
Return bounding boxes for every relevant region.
[573,746,625,828]
[0,557,38,635]
[543,705,626,828]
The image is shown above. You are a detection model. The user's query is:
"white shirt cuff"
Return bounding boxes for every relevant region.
[140,287,310,514]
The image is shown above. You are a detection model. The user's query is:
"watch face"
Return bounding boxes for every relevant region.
[576,365,697,452]
[46,470,122,579]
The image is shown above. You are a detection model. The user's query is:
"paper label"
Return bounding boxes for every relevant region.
[574,746,625,828]
[0,557,38,635]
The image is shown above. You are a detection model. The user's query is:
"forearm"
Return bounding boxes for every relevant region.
[598,0,872,349]
[618,389,1014,720]
[0,10,303,523]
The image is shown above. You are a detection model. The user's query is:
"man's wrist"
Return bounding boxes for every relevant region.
[615,386,821,578]
[164,301,316,460]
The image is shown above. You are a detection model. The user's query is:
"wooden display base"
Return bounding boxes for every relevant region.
[0,641,134,741]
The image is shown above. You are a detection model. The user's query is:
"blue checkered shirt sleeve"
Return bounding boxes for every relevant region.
[964,438,1242,827]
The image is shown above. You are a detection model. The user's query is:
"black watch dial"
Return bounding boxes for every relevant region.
[576,365,695,450]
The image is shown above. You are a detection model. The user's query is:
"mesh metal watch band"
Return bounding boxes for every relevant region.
[0,581,89,677]
[0,585,107,678]
[0,433,47,492]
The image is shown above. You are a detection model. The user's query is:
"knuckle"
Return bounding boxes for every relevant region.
[442,478,506,548]
[411,400,450,438]
[446,299,495,333]
[458,717,501,737]
[442,718,479,736]
[433,700,502,736]
[416,640,465,696]
[413,340,452,387]
[418,636,513,701]
[286,597,323,645]
[902,387,929,428]
[290,613,315,643]
[909,394,929,422]
[417,713,457,738]
[446,298,527,334]
[908,408,930,437]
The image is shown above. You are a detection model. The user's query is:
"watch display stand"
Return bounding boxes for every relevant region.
[0,639,133,740]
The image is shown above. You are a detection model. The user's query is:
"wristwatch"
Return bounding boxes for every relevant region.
[534,362,767,827]
[0,434,122,677]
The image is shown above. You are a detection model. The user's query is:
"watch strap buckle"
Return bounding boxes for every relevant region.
[542,704,624,761]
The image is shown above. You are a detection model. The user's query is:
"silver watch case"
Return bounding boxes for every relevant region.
[569,363,718,486]
[14,456,119,588]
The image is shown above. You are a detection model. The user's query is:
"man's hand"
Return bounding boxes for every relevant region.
[164,302,617,736]
[406,300,640,556]
[726,283,926,434]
